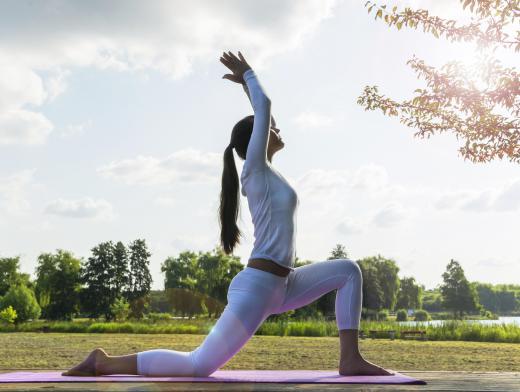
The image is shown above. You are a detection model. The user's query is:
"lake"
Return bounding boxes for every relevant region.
[400,316,520,326]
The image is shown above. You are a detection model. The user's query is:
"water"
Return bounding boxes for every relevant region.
[399,316,520,327]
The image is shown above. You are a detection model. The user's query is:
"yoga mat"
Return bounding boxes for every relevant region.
[0,370,425,384]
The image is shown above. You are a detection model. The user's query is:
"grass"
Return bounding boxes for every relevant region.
[5,318,520,343]
[0,332,519,372]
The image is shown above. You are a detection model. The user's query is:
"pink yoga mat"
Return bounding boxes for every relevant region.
[0,370,425,384]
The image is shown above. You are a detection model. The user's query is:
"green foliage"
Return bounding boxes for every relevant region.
[329,244,349,259]
[161,246,243,318]
[423,289,443,312]
[113,241,130,297]
[80,241,120,320]
[361,0,520,163]
[396,276,423,310]
[0,305,17,324]
[80,239,152,321]
[0,285,41,323]
[128,296,150,320]
[127,239,153,302]
[146,312,173,322]
[396,309,408,321]
[414,309,430,321]
[110,297,130,322]
[35,250,82,320]
[377,309,389,321]
[0,256,32,296]
[358,255,400,310]
[440,259,480,318]
[1,317,520,343]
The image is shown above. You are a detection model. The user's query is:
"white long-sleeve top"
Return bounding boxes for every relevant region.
[240,69,299,271]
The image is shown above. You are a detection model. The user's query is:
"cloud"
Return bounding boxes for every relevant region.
[59,120,91,138]
[0,110,53,145]
[349,163,389,193]
[292,111,334,129]
[493,179,520,212]
[336,217,364,235]
[44,197,114,220]
[433,190,472,210]
[371,202,407,228]
[433,178,520,213]
[97,148,221,186]
[0,169,39,216]
[154,196,177,207]
[0,0,339,146]
[296,168,349,199]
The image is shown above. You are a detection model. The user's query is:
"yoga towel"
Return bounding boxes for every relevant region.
[0,370,426,384]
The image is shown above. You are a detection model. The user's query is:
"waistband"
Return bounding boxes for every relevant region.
[242,266,288,283]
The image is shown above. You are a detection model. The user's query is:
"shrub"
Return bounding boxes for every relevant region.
[414,309,430,321]
[396,309,408,321]
[147,312,172,323]
[0,285,41,323]
[0,306,17,324]
[377,309,388,321]
[110,297,130,322]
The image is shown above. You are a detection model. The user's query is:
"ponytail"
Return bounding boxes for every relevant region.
[219,144,242,254]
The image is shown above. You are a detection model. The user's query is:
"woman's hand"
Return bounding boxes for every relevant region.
[220,51,252,84]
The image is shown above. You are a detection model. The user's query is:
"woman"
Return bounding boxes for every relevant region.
[62,51,391,378]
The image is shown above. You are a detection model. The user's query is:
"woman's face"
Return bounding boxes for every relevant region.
[268,126,284,152]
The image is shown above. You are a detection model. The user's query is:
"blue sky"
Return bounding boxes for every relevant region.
[1,0,518,290]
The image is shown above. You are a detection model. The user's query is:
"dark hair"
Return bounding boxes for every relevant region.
[219,115,255,254]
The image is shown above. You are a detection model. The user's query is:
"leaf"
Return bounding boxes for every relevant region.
[376,9,383,19]
[397,21,403,30]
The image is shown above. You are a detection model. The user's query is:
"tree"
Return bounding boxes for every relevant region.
[110,297,130,322]
[35,250,82,320]
[376,257,400,310]
[358,0,519,163]
[80,241,118,320]
[357,259,384,310]
[475,282,499,312]
[330,243,349,260]
[113,241,130,298]
[358,255,400,310]
[127,239,152,300]
[396,276,423,310]
[440,259,480,317]
[127,239,152,319]
[0,284,41,323]
[161,246,243,319]
[422,289,443,312]
[0,256,31,296]
[0,305,17,325]
[195,246,243,318]
[496,289,517,312]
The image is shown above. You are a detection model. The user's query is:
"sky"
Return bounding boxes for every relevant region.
[0,0,519,291]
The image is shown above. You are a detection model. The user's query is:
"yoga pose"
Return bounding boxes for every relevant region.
[62,51,391,378]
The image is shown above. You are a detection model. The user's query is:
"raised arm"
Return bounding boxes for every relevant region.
[242,69,271,170]
[220,51,271,171]
[242,82,277,131]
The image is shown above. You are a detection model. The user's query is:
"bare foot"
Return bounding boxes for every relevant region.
[339,355,393,376]
[61,348,108,376]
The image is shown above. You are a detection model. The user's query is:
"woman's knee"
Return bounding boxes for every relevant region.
[339,259,362,282]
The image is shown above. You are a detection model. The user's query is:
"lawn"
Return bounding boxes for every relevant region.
[1,333,519,372]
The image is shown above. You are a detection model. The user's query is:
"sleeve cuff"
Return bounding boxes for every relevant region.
[243,68,255,81]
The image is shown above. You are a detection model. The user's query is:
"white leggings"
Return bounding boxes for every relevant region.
[137,258,362,377]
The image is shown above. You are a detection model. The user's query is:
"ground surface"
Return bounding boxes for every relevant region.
[1,333,520,391]
[0,371,519,391]
[1,333,520,372]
